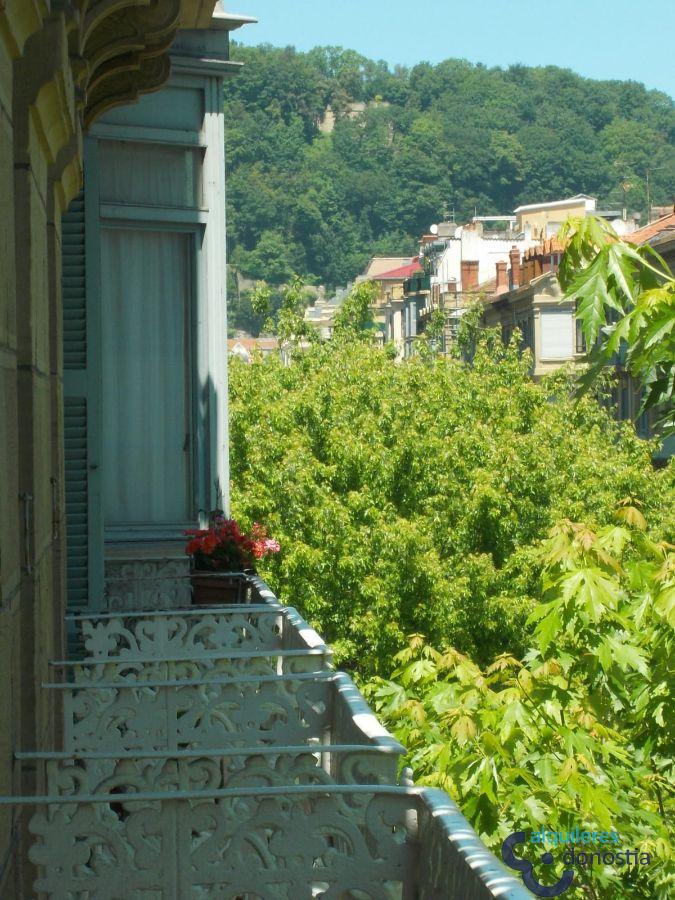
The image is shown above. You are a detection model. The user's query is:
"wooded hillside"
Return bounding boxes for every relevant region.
[224,44,674,289]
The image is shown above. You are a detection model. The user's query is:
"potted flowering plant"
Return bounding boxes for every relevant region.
[185,512,280,605]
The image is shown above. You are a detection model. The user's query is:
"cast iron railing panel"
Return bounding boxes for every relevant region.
[1,573,531,898]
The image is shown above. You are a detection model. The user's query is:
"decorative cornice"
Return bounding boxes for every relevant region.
[0,0,49,58]
[69,0,182,127]
[85,53,171,128]
[5,1,218,207]
[13,17,77,162]
[7,2,222,137]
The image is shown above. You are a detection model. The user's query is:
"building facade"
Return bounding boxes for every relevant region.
[514,193,641,241]
[481,229,673,456]
[482,242,580,379]
[402,195,647,358]
[0,2,248,892]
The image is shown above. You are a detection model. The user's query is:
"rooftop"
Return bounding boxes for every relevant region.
[363,256,415,279]
[373,260,424,280]
[228,337,279,351]
[514,194,596,214]
[626,210,675,246]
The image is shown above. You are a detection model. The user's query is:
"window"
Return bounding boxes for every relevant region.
[540,309,573,360]
[99,141,203,208]
[101,229,193,529]
[575,317,586,354]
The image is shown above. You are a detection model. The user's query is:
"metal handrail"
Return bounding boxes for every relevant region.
[49,646,333,666]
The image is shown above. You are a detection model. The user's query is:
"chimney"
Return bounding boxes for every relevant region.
[495,260,508,293]
[509,245,521,289]
[461,259,479,291]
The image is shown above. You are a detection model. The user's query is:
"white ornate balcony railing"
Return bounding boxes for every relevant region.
[1,572,531,899]
[44,671,404,756]
[65,602,325,658]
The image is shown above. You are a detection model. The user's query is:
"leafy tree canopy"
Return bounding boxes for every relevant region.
[229,333,674,674]
[366,512,674,899]
[559,216,675,436]
[228,314,675,900]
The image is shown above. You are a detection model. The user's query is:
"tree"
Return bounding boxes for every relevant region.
[366,509,674,899]
[233,230,301,284]
[332,281,377,340]
[559,215,675,435]
[417,307,446,359]
[250,276,317,349]
[229,334,674,674]
[224,44,675,289]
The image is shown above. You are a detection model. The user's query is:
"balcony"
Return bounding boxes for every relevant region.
[2,574,529,898]
[404,273,431,295]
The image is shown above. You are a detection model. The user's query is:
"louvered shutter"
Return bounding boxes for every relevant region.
[540,309,574,360]
[62,178,104,613]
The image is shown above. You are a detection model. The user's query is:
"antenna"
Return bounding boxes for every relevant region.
[429,224,439,235]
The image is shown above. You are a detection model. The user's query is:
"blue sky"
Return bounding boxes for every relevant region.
[229,0,675,98]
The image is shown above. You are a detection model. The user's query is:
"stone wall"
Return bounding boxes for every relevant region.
[0,5,75,892]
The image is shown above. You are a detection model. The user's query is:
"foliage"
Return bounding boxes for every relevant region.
[229,335,674,675]
[417,307,446,358]
[185,514,280,571]
[559,216,675,435]
[224,44,675,289]
[250,277,318,348]
[331,281,378,340]
[365,511,674,899]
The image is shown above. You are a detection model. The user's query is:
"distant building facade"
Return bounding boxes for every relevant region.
[228,337,281,362]
[480,213,675,458]
[514,194,641,241]
[481,240,578,378]
[403,195,644,357]
[304,284,353,339]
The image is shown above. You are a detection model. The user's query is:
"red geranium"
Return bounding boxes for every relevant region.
[185,513,280,572]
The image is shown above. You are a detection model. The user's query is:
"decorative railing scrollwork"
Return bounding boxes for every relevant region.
[4,572,530,898]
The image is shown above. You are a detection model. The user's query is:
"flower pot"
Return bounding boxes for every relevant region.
[190,572,249,606]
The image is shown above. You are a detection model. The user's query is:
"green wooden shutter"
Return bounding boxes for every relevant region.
[62,156,104,612]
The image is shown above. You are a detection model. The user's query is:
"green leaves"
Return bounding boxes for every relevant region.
[229,327,675,900]
[560,216,675,436]
[331,281,378,340]
[230,332,673,676]
[366,515,675,899]
[563,567,619,621]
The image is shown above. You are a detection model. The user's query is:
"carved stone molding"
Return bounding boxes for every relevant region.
[85,52,171,127]
[63,675,333,752]
[78,609,286,658]
[71,0,183,128]
[4,1,201,208]
[29,791,417,898]
[0,0,50,58]
[7,573,532,898]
